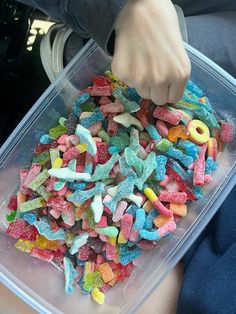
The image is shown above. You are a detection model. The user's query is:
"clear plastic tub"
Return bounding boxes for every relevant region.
[0,40,236,314]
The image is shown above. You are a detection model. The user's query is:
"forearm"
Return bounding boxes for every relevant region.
[17,0,128,54]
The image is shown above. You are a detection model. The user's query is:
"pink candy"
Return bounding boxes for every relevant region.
[120,214,133,240]
[155,120,169,138]
[158,221,177,237]
[193,143,207,186]
[112,201,128,222]
[158,191,187,204]
[153,107,182,125]
[220,121,234,143]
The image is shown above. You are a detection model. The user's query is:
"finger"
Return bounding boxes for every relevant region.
[150,83,169,105]
[168,80,187,104]
[136,85,151,99]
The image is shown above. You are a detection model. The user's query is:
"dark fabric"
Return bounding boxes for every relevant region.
[177,186,236,314]
[17,0,127,54]
[186,11,236,77]
[174,0,236,15]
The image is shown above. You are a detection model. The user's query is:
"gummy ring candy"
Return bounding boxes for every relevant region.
[187,119,210,144]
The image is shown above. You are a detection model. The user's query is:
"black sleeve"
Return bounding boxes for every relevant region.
[17,0,128,54]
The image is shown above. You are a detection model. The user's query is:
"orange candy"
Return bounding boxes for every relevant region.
[168,125,189,142]
[98,262,115,283]
[153,215,174,228]
[170,203,187,217]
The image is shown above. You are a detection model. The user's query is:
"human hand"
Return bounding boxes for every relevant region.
[112,0,191,105]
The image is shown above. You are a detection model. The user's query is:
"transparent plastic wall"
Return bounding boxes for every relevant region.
[0,40,235,314]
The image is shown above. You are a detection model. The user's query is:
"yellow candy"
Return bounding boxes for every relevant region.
[34,235,59,250]
[52,157,63,169]
[118,231,127,244]
[91,288,105,305]
[143,187,158,202]
[76,143,87,153]
[187,119,210,144]
[15,239,34,253]
[107,236,116,246]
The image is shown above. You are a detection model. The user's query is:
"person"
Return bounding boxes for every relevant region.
[16,1,236,313]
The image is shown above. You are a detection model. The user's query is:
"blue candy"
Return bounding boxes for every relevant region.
[145,124,161,140]
[20,212,37,225]
[119,247,142,266]
[167,147,193,167]
[64,257,79,294]
[67,182,105,204]
[75,124,97,156]
[144,208,157,229]
[205,156,219,174]
[39,134,52,144]
[155,155,167,181]
[80,107,104,128]
[33,218,66,240]
[186,80,204,98]
[72,93,90,116]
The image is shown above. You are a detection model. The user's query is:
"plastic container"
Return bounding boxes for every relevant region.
[0,40,236,314]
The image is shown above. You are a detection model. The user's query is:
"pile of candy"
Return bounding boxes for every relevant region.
[5,72,233,305]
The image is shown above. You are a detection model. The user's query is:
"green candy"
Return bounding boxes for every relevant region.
[84,272,103,291]
[81,101,96,112]
[155,138,173,153]
[36,185,52,201]
[98,129,110,143]
[6,210,17,222]
[49,124,67,139]
[28,169,49,191]
[49,148,60,165]
[19,197,46,213]
[31,150,50,166]
[96,226,119,237]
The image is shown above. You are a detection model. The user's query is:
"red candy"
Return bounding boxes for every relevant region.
[30,247,55,262]
[220,121,234,143]
[47,196,73,213]
[20,225,38,242]
[107,114,119,136]
[78,244,90,260]
[87,86,112,97]
[158,191,187,204]
[7,195,18,211]
[166,165,196,201]
[136,99,151,127]
[96,142,111,164]
[34,141,57,156]
[6,219,28,239]
[93,75,112,87]
[153,106,182,125]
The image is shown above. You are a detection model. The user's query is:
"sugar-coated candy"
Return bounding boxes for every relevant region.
[220,120,234,143]
[129,208,146,242]
[33,218,65,240]
[112,88,140,113]
[153,106,182,125]
[187,119,210,144]
[113,113,144,131]
[69,233,89,255]
[168,125,189,142]
[30,247,55,262]
[193,143,207,186]
[75,124,97,156]
[64,257,79,294]
[170,203,187,217]
[4,73,233,306]
[207,137,218,161]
